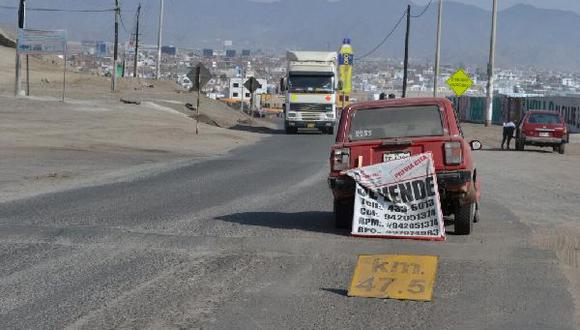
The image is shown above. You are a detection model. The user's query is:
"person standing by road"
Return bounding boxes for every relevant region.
[501,120,516,150]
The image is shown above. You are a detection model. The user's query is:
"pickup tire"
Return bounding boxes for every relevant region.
[558,143,566,155]
[515,139,525,151]
[454,202,475,235]
[325,127,334,135]
[334,199,353,230]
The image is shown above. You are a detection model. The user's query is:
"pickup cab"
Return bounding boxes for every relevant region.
[328,98,481,235]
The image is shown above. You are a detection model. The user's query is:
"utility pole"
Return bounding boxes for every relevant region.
[196,65,201,135]
[112,0,120,92]
[15,0,26,96]
[156,0,164,80]
[133,3,141,78]
[240,68,245,113]
[433,0,443,97]
[402,4,411,98]
[485,0,498,127]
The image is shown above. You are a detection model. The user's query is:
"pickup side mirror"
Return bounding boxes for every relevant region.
[469,140,482,151]
[280,78,287,92]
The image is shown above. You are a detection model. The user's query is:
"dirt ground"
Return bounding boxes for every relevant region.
[0,95,263,202]
[0,45,269,202]
[463,122,580,326]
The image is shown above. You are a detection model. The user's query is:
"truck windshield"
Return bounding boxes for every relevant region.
[349,106,444,141]
[289,75,333,93]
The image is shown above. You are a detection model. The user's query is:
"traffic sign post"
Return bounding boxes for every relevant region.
[244,77,262,117]
[446,69,474,97]
[187,63,212,135]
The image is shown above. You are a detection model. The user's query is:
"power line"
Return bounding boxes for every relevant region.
[411,0,434,18]
[119,9,130,34]
[0,5,115,13]
[358,9,407,60]
[357,1,434,60]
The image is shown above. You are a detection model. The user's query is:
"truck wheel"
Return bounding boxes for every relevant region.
[515,139,524,151]
[334,199,353,230]
[284,122,297,134]
[454,202,475,235]
[558,143,566,155]
[326,127,334,135]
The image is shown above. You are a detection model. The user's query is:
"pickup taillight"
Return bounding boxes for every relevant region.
[332,148,350,171]
[444,142,463,165]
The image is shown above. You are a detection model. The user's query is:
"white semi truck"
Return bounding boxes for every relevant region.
[281,51,339,134]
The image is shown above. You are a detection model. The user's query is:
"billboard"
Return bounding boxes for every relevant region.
[18,29,66,55]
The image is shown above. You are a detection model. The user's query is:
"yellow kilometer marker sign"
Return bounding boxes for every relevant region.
[348,254,439,301]
[446,69,474,96]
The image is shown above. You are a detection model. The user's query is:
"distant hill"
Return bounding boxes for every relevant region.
[0,1,579,71]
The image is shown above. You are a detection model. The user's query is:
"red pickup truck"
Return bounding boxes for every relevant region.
[328,98,481,235]
[515,110,569,154]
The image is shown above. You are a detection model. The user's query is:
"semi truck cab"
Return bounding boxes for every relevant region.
[281,51,339,135]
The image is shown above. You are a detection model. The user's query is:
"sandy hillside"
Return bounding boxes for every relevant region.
[0,44,274,202]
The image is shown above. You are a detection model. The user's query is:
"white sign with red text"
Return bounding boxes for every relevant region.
[346,153,445,241]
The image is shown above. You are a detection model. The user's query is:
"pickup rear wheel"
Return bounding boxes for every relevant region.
[334,199,353,230]
[515,139,525,151]
[558,143,566,155]
[454,202,475,235]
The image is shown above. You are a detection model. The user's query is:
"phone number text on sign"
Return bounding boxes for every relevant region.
[346,153,445,240]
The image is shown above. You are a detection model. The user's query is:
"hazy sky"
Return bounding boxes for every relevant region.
[447,0,579,12]
[254,0,580,14]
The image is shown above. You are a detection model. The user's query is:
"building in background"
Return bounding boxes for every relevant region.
[161,45,177,56]
[203,49,214,58]
[228,77,268,100]
[95,41,108,58]
[225,50,237,58]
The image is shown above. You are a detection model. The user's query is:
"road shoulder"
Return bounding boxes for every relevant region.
[0,95,264,202]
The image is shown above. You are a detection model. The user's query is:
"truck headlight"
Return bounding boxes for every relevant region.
[287,112,297,118]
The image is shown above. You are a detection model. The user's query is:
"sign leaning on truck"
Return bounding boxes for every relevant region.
[345,153,445,241]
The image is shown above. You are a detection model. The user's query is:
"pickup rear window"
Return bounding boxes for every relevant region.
[527,113,561,124]
[349,105,444,141]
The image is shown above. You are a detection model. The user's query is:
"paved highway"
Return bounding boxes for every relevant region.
[0,130,576,329]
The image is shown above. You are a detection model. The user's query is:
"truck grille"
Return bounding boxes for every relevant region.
[301,113,325,121]
[290,103,333,112]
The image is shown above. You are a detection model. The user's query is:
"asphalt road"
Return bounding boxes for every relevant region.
[0,129,576,329]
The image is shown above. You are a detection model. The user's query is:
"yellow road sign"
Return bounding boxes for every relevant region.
[446,69,474,96]
[348,254,439,301]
